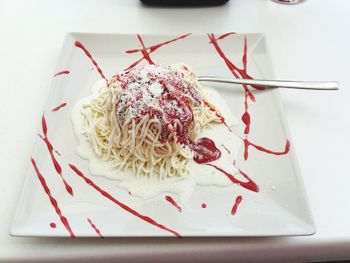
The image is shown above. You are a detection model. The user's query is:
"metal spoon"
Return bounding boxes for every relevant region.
[197,76,339,91]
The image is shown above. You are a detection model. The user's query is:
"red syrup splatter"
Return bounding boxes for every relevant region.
[208,33,290,161]
[39,114,73,196]
[201,203,207,208]
[206,163,259,193]
[243,139,291,161]
[124,33,191,70]
[189,137,221,164]
[165,196,182,213]
[51,102,67,112]
[231,195,243,216]
[221,144,231,154]
[203,99,233,132]
[50,222,56,228]
[74,41,108,86]
[216,32,237,40]
[69,164,181,238]
[209,34,265,93]
[189,137,259,193]
[87,218,104,238]
[203,99,223,122]
[242,93,250,135]
[31,158,75,238]
[136,34,154,65]
[53,70,70,78]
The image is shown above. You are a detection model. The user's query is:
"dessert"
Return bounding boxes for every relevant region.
[72,63,239,200]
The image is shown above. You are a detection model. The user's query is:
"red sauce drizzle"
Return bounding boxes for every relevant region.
[216,32,237,40]
[51,102,67,112]
[243,139,290,161]
[221,144,231,154]
[231,195,243,216]
[203,99,232,132]
[211,33,265,93]
[136,34,154,65]
[31,158,75,238]
[50,222,56,228]
[208,34,257,102]
[53,70,70,78]
[189,137,221,164]
[125,33,191,70]
[189,136,259,193]
[165,196,182,212]
[39,115,73,196]
[69,164,181,238]
[242,93,250,135]
[206,163,259,193]
[201,203,207,208]
[42,113,47,136]
[203,99,225,123]
[187,133,257,193]
[74,41,108,85]
[208,33,290,161]
[87,218,104,238]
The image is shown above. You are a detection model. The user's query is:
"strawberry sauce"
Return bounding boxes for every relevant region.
[189,137,221,164]
[206,163,259,193]
[231,195,243,216]
[165,196,182,212]
[39,115,73,196]
[69,164,181,238]
[51,102,67,112]
[221,144,231,154]
[53,70,70,78]
[74,41,108,85]
[208,33,290,161]
[243,139,290,160]
[31,158,75,238]
[125,33,191,70]
[87,218,104,238]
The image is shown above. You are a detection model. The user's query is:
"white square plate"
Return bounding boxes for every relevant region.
[11,33,315,237]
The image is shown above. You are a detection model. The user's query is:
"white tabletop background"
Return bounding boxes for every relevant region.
[0,0,349,262]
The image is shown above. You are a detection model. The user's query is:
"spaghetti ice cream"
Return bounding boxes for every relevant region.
[72,63,240,199]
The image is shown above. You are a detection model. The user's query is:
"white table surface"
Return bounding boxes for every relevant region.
[1,0,349,262]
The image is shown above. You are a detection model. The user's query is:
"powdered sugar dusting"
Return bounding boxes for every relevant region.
[149,83,163,97]
[110,64,203,143]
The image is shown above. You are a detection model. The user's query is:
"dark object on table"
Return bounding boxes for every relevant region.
[141,0,229,6]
